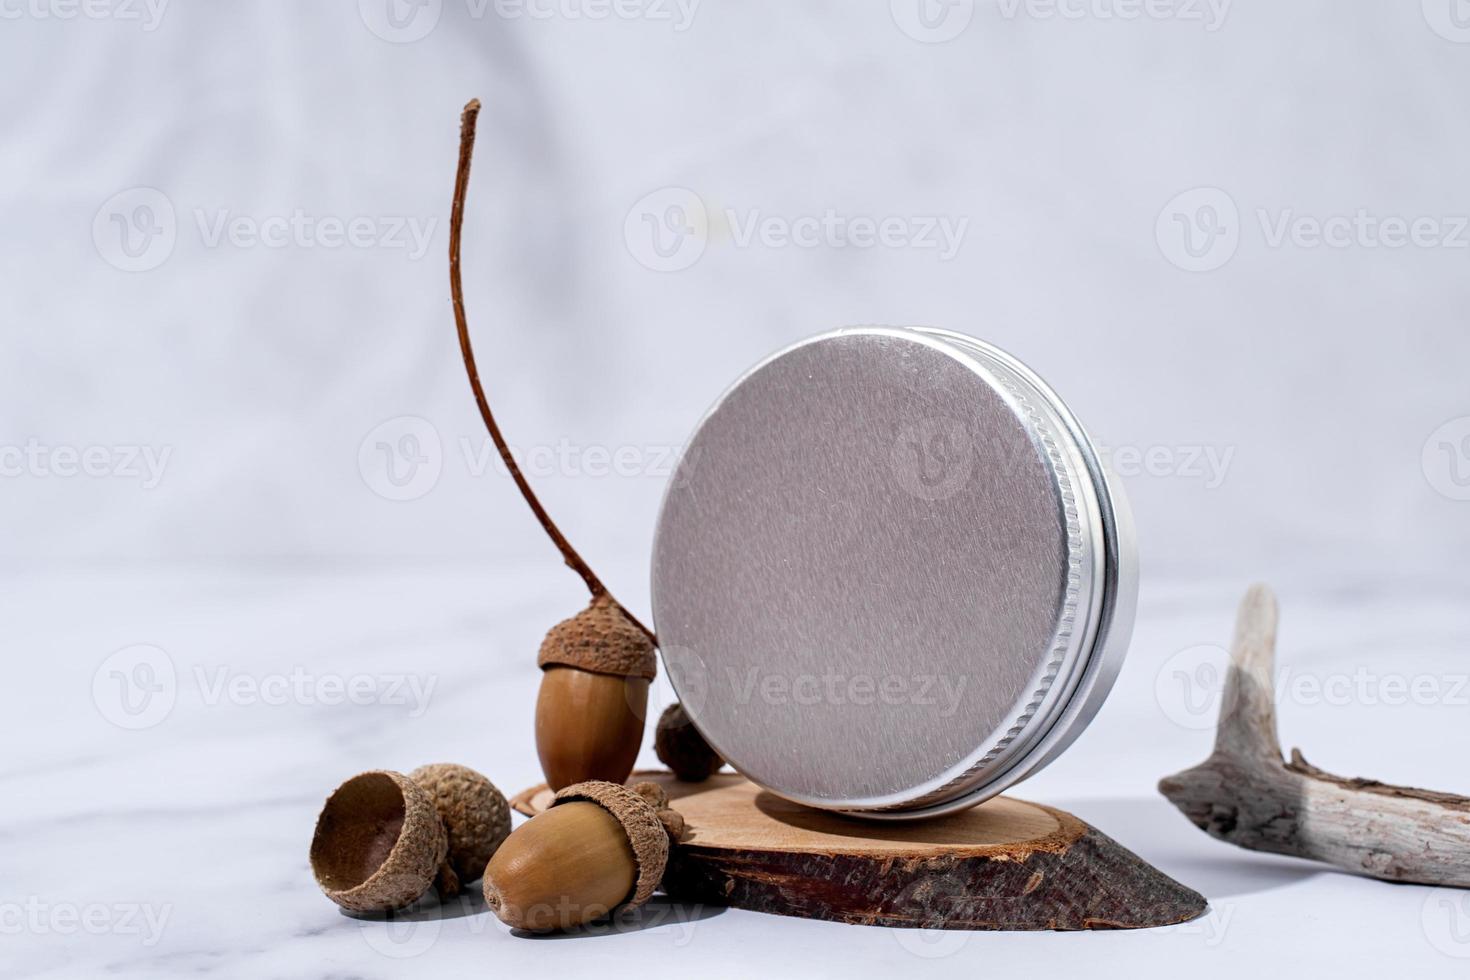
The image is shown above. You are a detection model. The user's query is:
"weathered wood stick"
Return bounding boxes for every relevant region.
[1158,584,1470,887]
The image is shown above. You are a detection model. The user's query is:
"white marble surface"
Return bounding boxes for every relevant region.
[6,563,1470,978]
[5,3,1470,976]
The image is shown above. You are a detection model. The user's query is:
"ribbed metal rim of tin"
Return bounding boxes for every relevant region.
[853,328,1138,819]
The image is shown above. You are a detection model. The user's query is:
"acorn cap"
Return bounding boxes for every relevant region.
[654,703,725,782]
[309,770,448,913]
[538,596,657,681]
[551,780,672,909]
[409,763,511,890]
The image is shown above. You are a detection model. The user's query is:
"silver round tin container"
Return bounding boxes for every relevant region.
[651,327,1136,819]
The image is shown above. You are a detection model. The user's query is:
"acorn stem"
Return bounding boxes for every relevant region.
[449,98,655,644]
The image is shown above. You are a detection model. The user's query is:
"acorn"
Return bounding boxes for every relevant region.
[654,703,725,782]
[448,98,658,794]
[482,780,684,933]
[537,598,656,790]
[408,763,511,895]
[309,770,448,913]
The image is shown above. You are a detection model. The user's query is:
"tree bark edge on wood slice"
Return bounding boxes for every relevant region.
[511,771,1206,931]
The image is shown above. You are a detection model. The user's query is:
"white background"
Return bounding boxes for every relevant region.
[4,1,1470,977]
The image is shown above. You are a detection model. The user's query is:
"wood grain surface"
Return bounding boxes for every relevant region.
[512,771,1207,931]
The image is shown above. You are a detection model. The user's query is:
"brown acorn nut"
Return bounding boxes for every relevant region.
[309,770,448,913]
[448,100,659,796]
[536,597,656,791]
[408,763,511,895]
[482,780,680,933]
[654,703,725,782]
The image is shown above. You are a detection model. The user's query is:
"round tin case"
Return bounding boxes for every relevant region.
[651,327,1136,819]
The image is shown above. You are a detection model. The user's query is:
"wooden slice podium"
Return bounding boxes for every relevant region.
[512,771,1205,931]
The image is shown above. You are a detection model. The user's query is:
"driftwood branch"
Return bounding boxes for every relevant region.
[1159,584,1470,887]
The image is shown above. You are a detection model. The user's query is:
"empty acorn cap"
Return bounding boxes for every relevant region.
[309,770,448,913]
[552,780,670,908]
[409,763,511,889]
[538,596,657,680]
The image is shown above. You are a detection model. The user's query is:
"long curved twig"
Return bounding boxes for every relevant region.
[449,98,654,643]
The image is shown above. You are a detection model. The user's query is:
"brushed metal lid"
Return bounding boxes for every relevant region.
[652,327,1135,818]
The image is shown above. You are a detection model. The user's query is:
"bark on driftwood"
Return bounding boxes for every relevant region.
[1159,584,1470,887]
